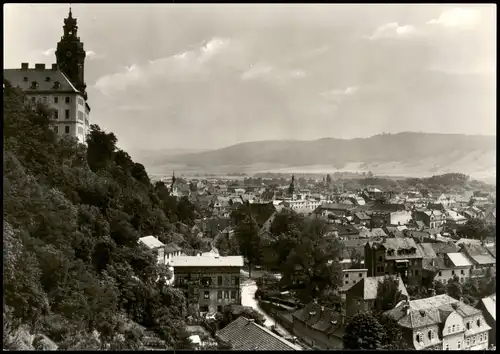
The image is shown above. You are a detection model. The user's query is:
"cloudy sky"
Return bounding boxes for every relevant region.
[4,4,496,154]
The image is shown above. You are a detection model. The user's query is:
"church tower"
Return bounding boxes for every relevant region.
[55,8,87,100]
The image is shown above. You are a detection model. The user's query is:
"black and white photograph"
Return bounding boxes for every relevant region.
[3,3,496,351]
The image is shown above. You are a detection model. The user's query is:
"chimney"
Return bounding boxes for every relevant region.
[51,63,58,70]
[34,63,46,70]
[21,63,29,70]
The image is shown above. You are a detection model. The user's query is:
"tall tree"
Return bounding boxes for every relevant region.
[235,215,262,278]
[375,276,403,312]
[343,312,385,349]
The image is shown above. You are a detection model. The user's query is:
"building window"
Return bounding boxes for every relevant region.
[65,109,70,119]
[217,305,223,313]
[65,126,70,134]
[54,126,58,134]
[345,274,349,278]
[23,76,28,82]
[416,333,423,343]
[428,330,434,340]
[473,336,476,344]
[53,81,61,89]
[461,270,465,275]
[231,290,236,299]
[78,111,84,121]
[466,338,470,346]
[224,291,229,299]
[479,334,483,342]
[200,305,209,312]
[65,96,70,104]
[54,96,59,104]
[378,256,383,262]
[78,127,84,135]
[42,96,48,103]
[204,291,210,300]
[445,344,449,350]
[452,270,455,275]
[217,291,222,299]
[45,76,51,82]
[457,340,461,349]
[218,276,222,286]
[452,324,456,332]
[484,333,488,341]
[54,110,59,119]
[345,281,349,285]
[466,322,471,330]
[415,270,419,276]
[30,81,38,89]
[476,319,481,327]
[359,273,363,277]
[438,271,442,276]
[448,326,451,333]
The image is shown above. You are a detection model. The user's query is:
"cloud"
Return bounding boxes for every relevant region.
[427,8,481,29]
[94,37,230,96]
[321,86,359,103]
[86,50,102,60]
[241,63,273,80]
[42,48,55,56]
[367,22,419,40]
[289,69,306,79]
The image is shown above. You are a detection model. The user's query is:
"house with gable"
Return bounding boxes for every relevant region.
[385,294,491,350]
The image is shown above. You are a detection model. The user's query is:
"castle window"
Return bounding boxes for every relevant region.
[466,322,471,330]
[65,126,70,134]
[54,96,59,104]
[23,77,28,82]
[53,81,61,89]
[65,96,70,104]
[65,109,70,119]
[476,319,481,327]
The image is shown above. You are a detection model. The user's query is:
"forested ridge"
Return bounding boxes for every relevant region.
[3,82,195,350]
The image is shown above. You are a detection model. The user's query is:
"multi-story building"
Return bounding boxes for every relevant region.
[171,253,244,314]
[385,294,491,350]
[3,9,90,144]
[365,238,424,283]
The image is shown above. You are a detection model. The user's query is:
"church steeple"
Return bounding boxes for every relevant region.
[288,174,295,196]
[55,7,87,100]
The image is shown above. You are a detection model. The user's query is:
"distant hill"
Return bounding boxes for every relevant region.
[156,132,496,180]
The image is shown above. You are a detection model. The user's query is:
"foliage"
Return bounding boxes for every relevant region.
[278,217,344,304]
[3,84,191,349]
[376,313,411,350]
[234,209,263,271]
[215,233,240,256]
[375,276,403,312]
[343,312,385,349]
[456,219,494,241]
[217,305,265,329]
[446,276,463,300]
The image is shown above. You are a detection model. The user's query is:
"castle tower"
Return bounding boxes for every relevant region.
[55,8,88,100]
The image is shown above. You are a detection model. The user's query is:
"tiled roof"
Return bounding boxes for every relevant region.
[429,242,460,255]
[171,255,244,267]
[291,303,345,338]
[216,316,301,351]
[447,252,473,267]
[417,243,437,259]
[486,245,496,258]
[462,244,496,265]
[347,275,408,300]
[165,242,182,254]
[354,212,371,220]
[138,236,165,249]
[455,238,482,246]
[319,203,353,211]
[373,238,423,260]
[4,67,80,93]
[479,295,496,321]
[386,294,481,329]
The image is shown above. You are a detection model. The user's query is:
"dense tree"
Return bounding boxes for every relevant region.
[375,276,404,312]
[457,219,493,241]
[343,312,385,349]
[376,313,411,350]
[3,83,191,350]
[446,276,463,300]
[234,215,262,277]
[279,218,343,303]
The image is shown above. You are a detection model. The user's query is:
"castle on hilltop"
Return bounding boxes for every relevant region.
[4,8,90,144]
